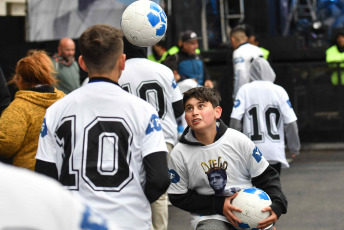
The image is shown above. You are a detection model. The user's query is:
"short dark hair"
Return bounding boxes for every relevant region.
[162,57,178,71]
[183,87,221,108]
[79,24,123,73]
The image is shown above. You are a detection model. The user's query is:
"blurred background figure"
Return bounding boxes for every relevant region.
[163,30,214,88]
[148,39,169,63]
[230,58,300,174]
[0,50,65,169]
[230,26,264,99]
[0,65,11,115]
[0,162,119,230]
[52,37,80,94]
[326,30,344,85]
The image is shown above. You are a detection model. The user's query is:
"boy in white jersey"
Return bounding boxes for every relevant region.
[35,25,170,230]
[168,87,287,230]
[0,162,118,230]
[119,38,184,230]
[230,26,264,98]
[230,58,301,174]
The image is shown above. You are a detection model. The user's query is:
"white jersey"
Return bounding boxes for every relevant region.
[36,80,167,230]
[233,43,263,97]
[0,162,118,230]
[119,58,183,145]
[230,81,297,168]
[168,126,269,229]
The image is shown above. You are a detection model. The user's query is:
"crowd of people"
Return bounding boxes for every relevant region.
[0,22,305,230]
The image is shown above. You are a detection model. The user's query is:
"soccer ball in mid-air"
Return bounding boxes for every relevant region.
[231,188,272,229]
[121,0,167,47]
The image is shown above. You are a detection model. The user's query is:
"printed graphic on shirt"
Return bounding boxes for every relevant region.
[40,118,48,137]
[81,205,109,230]
[287,99,292,108]
[145,114,162,134]
[234,57,244,64]
[234,99,241,108]
[252,146,263,163]
[169,169,180,183]
[201,156,241,196]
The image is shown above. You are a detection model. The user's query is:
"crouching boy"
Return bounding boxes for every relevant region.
[168,87,287,230]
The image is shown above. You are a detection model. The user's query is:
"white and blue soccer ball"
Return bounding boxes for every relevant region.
[121,0,167,47]
[231,188,272,229]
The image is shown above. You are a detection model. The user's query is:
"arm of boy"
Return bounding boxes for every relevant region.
[252,166,288,225]
[257,207,277,229]
[222,193,242,227]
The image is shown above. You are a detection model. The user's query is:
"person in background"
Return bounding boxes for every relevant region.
[0,50,65,170]
[0,162,119,230]
[242,24,270,61]
[230,26,263,98]
[162,57,199,137]
[35,24,170,230]
[230,58,300,174]
[326,30,344,85]
[0,65,10,115]
[148,40,169,63]
[52,37,80,94]
[163,30,214,88]
[119,37,184,230]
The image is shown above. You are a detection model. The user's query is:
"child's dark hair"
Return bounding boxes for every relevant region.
[162,57,178,71]
[183,87,221,108]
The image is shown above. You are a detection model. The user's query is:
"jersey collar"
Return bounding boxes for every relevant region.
[237,42,249,49]
[88,77,120,87]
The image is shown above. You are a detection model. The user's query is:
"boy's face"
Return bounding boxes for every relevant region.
[184,97,222,132]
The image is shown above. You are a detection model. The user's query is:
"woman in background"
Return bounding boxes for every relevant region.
[0,50,65,170]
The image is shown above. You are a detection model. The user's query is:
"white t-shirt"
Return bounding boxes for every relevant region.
[36,80,167,230]
[233,43,263,97]
[230,81,297,168]
[119,58,183,145]
[168,128,269,229]
[0,162,118,230]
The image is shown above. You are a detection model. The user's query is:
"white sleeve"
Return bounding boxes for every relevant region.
[233,52,248,98]
[230,86,246,120]
[236,135,269,178]
[279,88,297,124]
[247,145,269,178]
[171,76,183,103]
[167,148,189,194]
[36,114,57,163]
[141,107,168,158]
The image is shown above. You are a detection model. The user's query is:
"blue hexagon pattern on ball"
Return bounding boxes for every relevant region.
[231,188,272,230]
[121,0,167,47]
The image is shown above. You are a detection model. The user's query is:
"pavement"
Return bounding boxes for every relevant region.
[167,143,344,230]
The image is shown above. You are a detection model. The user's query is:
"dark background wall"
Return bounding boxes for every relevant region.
[1,0,342,143]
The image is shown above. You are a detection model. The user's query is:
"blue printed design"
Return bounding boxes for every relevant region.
[233,99,241,108]
[40,118,48,137]
[238,223,250,228]
[258,191,270,201]
[169,169,180,183]
[156,24,166,36]
[147,2,167,37]
[160,11,167,24]
[147,11,160,27]
[252,146,262,163]
[145,114,162,134]
[243,188,270,201]
[172,79,177,89]
[243,188,257,194]
[287,99,292,108]
[234,57,244,64]
[81,205,108,230]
